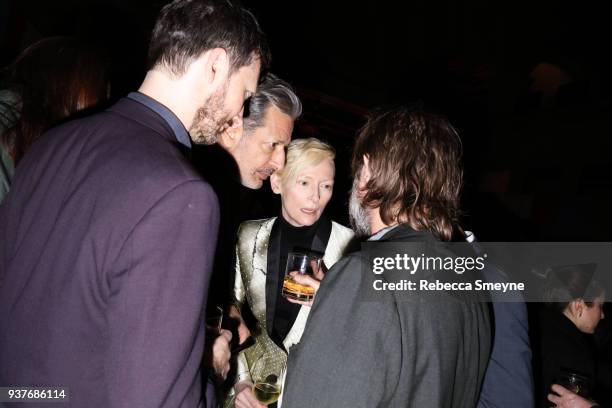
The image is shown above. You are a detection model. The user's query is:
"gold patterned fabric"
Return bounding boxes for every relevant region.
[224,217,354,407]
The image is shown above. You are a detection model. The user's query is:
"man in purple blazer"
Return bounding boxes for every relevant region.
[0,1,269,406]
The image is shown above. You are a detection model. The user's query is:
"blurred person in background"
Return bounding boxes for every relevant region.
[536,264,606,407]
[0,36,109,202]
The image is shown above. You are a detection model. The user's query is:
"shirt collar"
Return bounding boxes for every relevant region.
[368,224,400,241]
[127,92,191,149]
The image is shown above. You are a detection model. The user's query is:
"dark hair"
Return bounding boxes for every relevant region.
[243,73,301,133]
[1,37,109,164]
[543,263,605,312]
[148,0,271,76]
[352,107,463,241]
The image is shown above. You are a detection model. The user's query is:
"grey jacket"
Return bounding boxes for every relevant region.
[282,224,491,407]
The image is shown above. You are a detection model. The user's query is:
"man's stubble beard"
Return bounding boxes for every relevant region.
[189,84,229,145]
[349,178,371,238]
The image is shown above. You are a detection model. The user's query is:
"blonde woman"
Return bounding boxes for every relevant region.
[227,138,354,408]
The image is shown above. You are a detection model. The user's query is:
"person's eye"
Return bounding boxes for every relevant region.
[298,180,308,186]
[321,184,333,191]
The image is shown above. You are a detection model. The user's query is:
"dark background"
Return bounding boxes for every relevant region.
[2,0,612,402]
[1,0,611,240]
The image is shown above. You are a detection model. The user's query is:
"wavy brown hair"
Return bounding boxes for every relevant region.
[351,107,463,241]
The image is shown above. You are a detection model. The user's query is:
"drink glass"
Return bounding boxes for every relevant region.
[556,369,591,398]
[251,356,285,405]
[282,252,321,301]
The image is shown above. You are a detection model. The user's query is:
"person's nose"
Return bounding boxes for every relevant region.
[309,185,320,203]
[269,146,285,171]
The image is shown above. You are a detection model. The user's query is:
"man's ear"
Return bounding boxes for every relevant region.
[569,299,585,318]
[202,48,230,91]
[362,155,371,180]
[218,115,243,151]
[270,173,283,195]
[358,154,372,189]
[575,299,586,317]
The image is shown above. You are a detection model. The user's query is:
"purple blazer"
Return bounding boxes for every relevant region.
[0,98,219,407]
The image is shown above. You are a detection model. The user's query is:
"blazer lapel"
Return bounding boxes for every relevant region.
[310,216,332,266]
[265,219,281,336]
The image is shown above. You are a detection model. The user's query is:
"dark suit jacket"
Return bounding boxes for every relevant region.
[282,224,491,407]
[0,98,219,407]
[468,236,534,408]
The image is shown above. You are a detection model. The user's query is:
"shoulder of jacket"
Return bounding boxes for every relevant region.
[238,217,276,235]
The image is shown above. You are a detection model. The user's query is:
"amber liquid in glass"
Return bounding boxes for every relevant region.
[282,276,315,301]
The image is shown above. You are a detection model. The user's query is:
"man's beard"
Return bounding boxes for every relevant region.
[349,178,371,237]
[189,85,229,145]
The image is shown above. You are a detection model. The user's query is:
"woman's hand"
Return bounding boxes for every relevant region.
[548,384,599,408]
[286,272,321,307]
[234,380,266,408]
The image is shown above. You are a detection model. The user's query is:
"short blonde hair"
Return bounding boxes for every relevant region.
[276,138,335,184]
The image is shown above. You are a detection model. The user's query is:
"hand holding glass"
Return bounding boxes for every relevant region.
[556,370,591,398]
[282,252,322,301]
